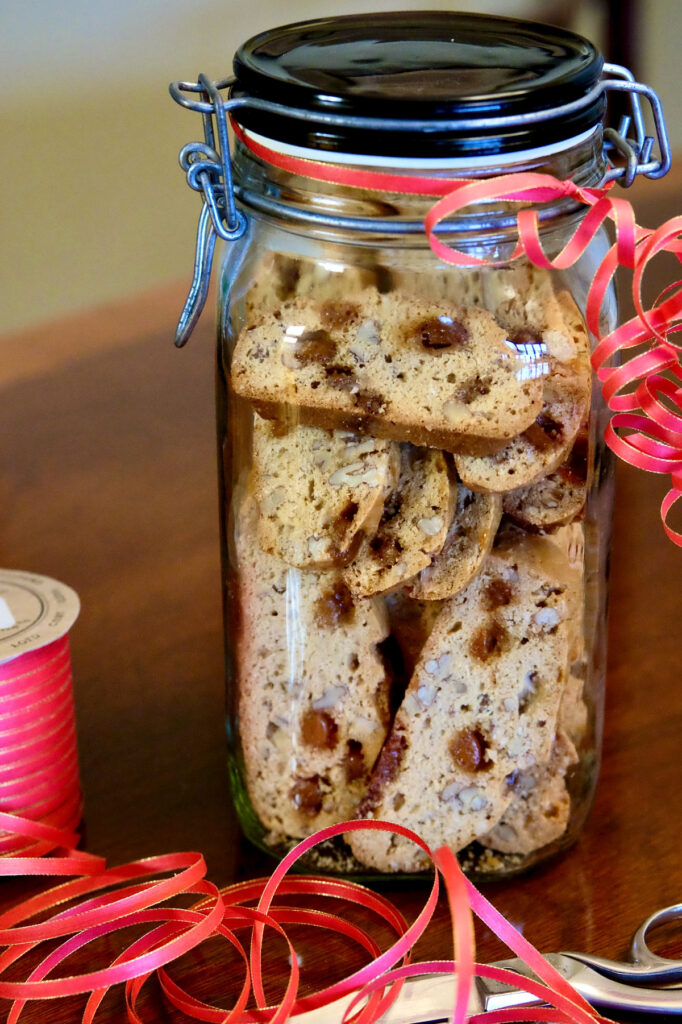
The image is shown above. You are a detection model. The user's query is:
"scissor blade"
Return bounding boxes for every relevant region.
[289,974,484,1024]
[481,953,682,1016]
[479,953,571,1012]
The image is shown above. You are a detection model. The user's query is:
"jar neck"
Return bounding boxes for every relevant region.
[231,128,606,245]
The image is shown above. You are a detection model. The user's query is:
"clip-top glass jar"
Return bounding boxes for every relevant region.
[171,12,670,877]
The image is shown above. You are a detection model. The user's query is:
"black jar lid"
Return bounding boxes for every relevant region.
[231,11,604,158]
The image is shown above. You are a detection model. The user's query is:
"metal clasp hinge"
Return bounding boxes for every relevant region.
[601,63,671,187]
[169,76,245,347]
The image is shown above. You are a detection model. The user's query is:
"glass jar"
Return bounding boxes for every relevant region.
[172,12,668,877]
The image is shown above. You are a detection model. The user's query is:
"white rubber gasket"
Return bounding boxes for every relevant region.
[240,125,599,170]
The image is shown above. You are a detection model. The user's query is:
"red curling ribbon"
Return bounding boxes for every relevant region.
[0,819,616,1023]
[233,127,682,547]
[432,845,475,1023]
[248,821,433,1022]
[0,877,225,1002]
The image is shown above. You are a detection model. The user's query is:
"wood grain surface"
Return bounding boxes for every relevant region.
[0,172,680,1021]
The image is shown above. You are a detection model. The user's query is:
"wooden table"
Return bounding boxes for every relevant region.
[0,175,681,1021]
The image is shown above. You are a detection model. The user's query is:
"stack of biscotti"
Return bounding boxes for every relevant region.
[230,253,592,869]
[346,531,581,871]
[235,490,394,840]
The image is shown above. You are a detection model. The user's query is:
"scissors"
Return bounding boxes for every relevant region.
[291,902,682,1022]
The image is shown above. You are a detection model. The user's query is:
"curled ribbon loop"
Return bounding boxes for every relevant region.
[233,128,682,546]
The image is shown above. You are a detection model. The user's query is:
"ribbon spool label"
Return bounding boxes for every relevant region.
[0,570,80,666]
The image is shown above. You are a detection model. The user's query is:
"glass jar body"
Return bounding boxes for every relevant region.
[216,142,616,878]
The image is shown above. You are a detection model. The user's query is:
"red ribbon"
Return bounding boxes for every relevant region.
[233,126,682,546]
[0,818,616,1023]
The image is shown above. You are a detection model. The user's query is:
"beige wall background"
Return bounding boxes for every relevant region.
[1,0,679,336]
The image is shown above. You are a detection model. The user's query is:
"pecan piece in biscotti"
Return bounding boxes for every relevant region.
[347,531,580,873]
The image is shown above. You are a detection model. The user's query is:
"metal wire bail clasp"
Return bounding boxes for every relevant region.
[169,75,247,347]
[601,63,671,187]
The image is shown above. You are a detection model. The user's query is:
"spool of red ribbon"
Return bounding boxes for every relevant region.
[0,570,100,875]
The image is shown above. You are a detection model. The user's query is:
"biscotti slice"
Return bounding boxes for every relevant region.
[347,533,579,872]
[236,491,391,840]
[245,253,306,313]
[231,290,545,454]
[455,388,584,493]
[392,265,485,307]
[407,483,502,600]
[245,253,395,317]
[253,415,400,569]
[550,522,585,664]
[502,430,588,530]
[395,263,582,369]
[481,264,585,364]
[342,444,453,597]
[454,293,591,492]
[479,728,578,855]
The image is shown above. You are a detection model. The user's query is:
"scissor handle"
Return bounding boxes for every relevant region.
[630,902,682,970]
[561,902,682,987]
